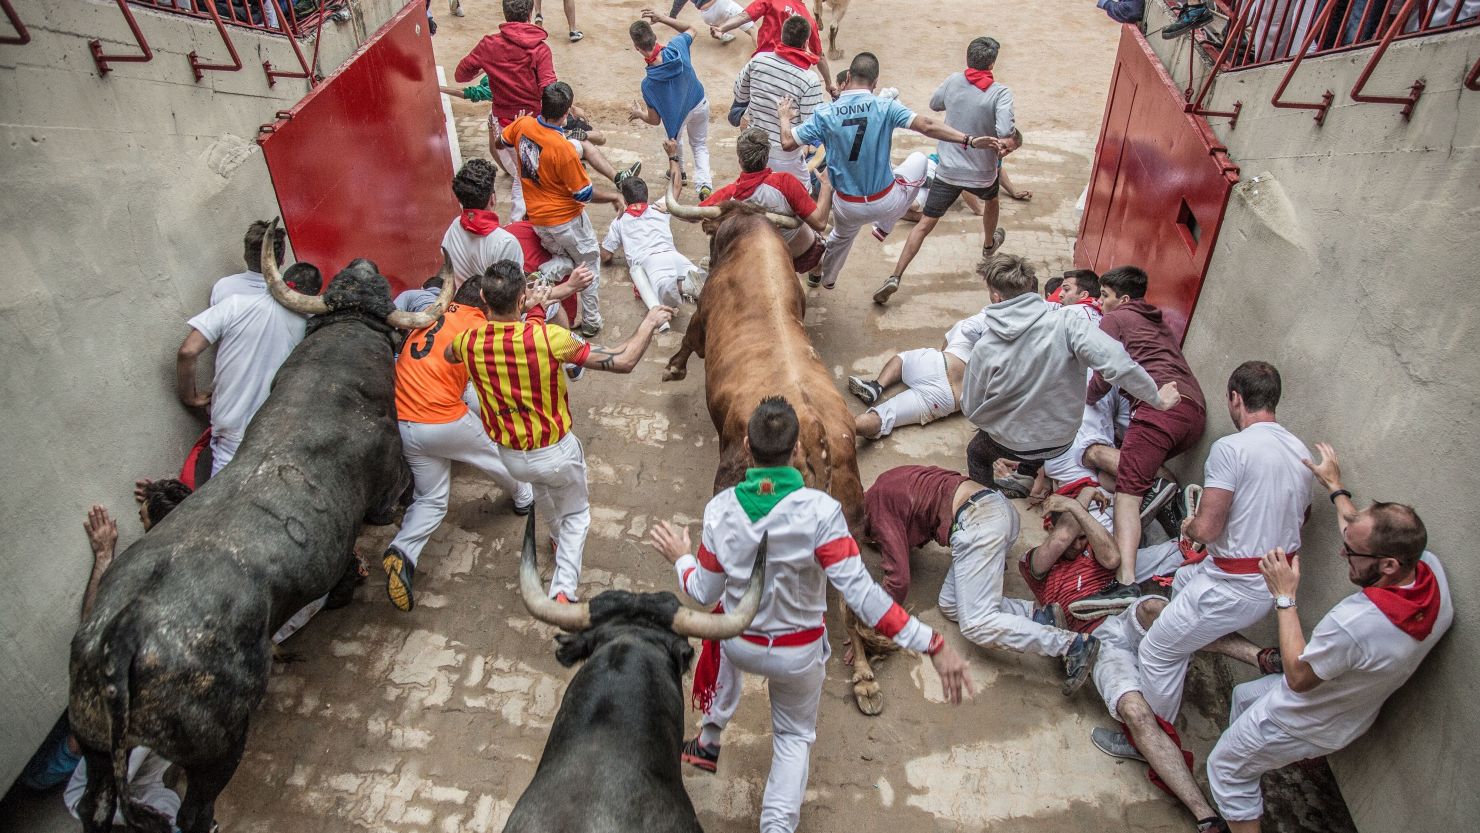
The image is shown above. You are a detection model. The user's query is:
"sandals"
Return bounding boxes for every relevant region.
[981,227,1006,260]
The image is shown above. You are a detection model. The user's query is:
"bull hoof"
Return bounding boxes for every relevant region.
[829,47,844,61]
[663,365,687,382]
[852,679,884,716]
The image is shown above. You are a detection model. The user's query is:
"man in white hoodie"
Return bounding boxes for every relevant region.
[959,254,1181,486]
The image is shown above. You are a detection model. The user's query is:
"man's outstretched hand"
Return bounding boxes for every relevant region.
[84,505,118,565]
[649,520,690,565]
[1302,442,1343,492]
[930,643,975,705]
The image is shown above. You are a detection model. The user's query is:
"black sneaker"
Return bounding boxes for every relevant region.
[383,546,415,613]
[681,737,720,772]
[994,472,1035,499]
[1062,633,1099,696]
[575,319,602,338]
[614,161,642,186]
[1067,579,1139,619]
[1162,3,1213,39]
[1032,602,1068,630]
[1090,727,1146,762]
[806,273,823,288]
[1156,486,1187,540]
[847,376,883,406]
[1197,818,1232,833]
[1139,477,1178,525]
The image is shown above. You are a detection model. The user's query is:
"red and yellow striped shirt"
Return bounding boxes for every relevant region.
[452,306,591,450]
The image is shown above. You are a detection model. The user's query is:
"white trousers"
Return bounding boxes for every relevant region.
[819,152,929,287]
[632,250,695,309]
[495,144,526,223]
[870,348,956,437]
[703,636,829,833]
[209,430,242,476]
[500,432,590,598]
[1138,560,1275,721]
[391,413,532,565]
[939,491,1075,657]
[674,98,713,190]
[698,0,754,30]
[535,213,603,327]
[1207,674,1337,821]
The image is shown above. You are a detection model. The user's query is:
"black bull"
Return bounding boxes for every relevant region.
[68,245,450,833]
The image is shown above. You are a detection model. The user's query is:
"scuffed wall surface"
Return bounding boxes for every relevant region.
[0,0,408,787]
[1142,12,1480,831]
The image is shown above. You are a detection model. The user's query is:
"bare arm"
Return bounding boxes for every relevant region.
[777,96,802,151]
[907,114,1001,149]
[642,8,695,35]
[629,98,663,126]
[1044,492,1121,570]
[1303,442,1355,533]
[806,175,832,231]
[579,307,675,372]
[1260,549,1323,692]
[81,506,118,620]
[711,10,754,35]
[1182,486,1232,545]
[176,329,212,411]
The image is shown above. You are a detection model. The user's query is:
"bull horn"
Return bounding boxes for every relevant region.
[518,511,591,632]
[671,532,768,641]
[262,217,330,316]
[386,248,456,330]
[664,180,722,223]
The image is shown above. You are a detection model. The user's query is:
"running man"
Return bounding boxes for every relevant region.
[712,0,835,95]
[731,15,826,186]
[884,37,1018,304]
[778,52,1004,293]
[650,397,972,833]
[628,10,713,199]
[668,0,754,43]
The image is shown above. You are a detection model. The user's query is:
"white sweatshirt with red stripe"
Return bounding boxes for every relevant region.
[674,485,934,651]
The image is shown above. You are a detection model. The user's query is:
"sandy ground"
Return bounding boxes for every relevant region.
[0,2,1355,832]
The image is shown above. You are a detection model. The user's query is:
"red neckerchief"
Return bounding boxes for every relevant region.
[965,68,995,91]
[1076,296,1103,314]
[624,202,648,218]
[1365,561,1442,640]
[460,208,500,236]
[775,44,820,69]
[644,42,665,65]
[711,169,772,203]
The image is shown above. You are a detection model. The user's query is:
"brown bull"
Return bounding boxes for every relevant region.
[662,201,890,715]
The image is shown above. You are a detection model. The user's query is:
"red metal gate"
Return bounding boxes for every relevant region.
[258,1,457,294]
[1074,27,1240,343]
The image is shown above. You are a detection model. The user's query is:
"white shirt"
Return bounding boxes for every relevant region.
[943,309,989,364]
[601,205,679,270]
[674,482,933,652]
[1261,553,1453,747]
[66,747,179,823]
[1050,300,1103,327]
[210,269,266,305]
[1203,421,1313,572]
[440,218,523,289]
[187,294,307,442]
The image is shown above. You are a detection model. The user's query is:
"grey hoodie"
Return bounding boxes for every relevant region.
[961,293,1160,452]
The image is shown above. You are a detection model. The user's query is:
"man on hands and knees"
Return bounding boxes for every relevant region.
[699,127,832,279]
[1208,467,1451,832]
[1116,361,1313,723]
[383,277,537,612]
[1074,266,1207,610]
[883,37,1018,305]
[862,464,1100,694]
[600,165,701,328]
[959,254,1178,491]
[779,52,998,292]
[650,398,972,833]
[448,261,673,602]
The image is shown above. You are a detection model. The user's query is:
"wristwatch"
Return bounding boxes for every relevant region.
[1275,595,1296,610]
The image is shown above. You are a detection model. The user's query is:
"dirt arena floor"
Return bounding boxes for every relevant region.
[0,2,1356,832]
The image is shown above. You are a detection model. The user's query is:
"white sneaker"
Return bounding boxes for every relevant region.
[682,267,707,300]
[879,87,900,101]
[718,31,736,43]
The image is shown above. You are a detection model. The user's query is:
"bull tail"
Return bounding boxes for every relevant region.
[101,612,141,829]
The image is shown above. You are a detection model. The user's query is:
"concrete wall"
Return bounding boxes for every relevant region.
[0,0,408,787]
[1139,9,1480,830]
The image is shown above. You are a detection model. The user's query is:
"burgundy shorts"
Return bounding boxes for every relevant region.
[792,237,825,274]
[1116,399,1206,496]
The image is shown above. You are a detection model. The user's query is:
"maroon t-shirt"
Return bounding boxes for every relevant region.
[1088,299,1206,412]
[864,465,971,603]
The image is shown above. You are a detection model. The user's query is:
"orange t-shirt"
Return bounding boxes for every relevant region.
[394,304,488,424]
[500,116,592,227]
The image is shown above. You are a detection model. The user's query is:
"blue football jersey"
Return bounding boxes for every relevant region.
[794,91,915,197]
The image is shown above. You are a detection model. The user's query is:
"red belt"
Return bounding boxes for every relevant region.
[837,182,894,203]
[740,625,825,647]
[1212,549,1298,575]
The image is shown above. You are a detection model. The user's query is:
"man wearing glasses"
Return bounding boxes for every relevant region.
[1206,445,1452,832]
[1134,361,1314,724]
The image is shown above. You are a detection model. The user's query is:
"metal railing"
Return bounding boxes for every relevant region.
[1212,0,1479,70]
[130,1,329,38]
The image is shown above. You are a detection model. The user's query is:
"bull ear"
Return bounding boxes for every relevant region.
[554,631,595,668]
[668,635,695,676]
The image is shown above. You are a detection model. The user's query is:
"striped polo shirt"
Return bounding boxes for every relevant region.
[452,306,591,451]
[733,52,824,149]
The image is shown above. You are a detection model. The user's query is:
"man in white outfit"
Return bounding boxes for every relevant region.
[1207,452,1451,832]
[209,220,283,304]
[600,172,700,330]
[441,159,524,289]
[176,263,321,475]
[1131,362,1314,721]
[650,397,972,833]
[779,52,1006,293]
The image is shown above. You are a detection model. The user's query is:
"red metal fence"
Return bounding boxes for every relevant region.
[1212,0,1479,69]
[130,0,335,38]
